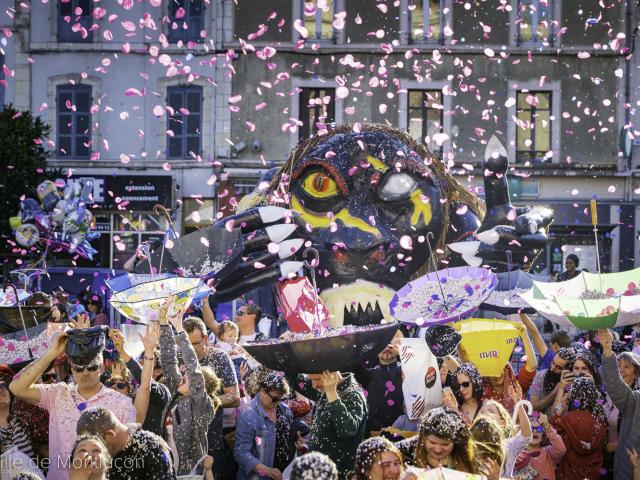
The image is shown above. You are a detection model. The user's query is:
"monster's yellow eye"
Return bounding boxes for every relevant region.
[301,171,339,198]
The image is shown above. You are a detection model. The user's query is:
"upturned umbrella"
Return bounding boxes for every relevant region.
[110,276,203,324]
[519,267,640,329]
[390,266,498,326]
[242,323,399,375]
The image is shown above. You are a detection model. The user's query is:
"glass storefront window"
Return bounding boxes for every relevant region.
[183,198,215,234]
[92,213,167,270]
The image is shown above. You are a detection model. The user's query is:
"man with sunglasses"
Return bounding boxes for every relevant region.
[9,332,136,480]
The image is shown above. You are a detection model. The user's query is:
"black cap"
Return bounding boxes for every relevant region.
[66,326,109,365]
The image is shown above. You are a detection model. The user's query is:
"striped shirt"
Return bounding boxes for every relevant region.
[0,416,35,458]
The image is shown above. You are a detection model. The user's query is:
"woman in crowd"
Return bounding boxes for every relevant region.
[470,415,505,480]
[570,350,603,391]
[83,293,108,327]
[514,413,565,480]
[600,329,640,479]
[551,376,607,480]
[0,379,37,461]
[68,434,110,480]
[557,254,581,282]
[350,437,404,480]
[159,304,221,476]
[453,363,484,425]
[480,400,531,478]
[397,406,476,472]
[235,372,295,480]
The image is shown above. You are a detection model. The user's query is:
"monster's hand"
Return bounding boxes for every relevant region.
[448,136,553,271]
[210,206,305,302]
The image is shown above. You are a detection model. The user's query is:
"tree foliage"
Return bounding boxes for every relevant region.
[0,105,52,248]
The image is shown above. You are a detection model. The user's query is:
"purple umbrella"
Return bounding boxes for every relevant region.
[390,266,498,326]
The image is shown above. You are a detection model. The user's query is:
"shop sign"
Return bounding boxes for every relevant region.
[56,175,173,211]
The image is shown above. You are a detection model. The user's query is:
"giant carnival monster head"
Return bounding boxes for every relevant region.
[235,125,485,326]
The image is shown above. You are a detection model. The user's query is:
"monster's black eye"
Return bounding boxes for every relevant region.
[378,173,417,201]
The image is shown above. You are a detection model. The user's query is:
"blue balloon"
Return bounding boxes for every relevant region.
[20,198,43,223]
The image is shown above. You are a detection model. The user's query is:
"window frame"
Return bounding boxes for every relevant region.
[515,90,552,164]
[290,79,344,149]
[406,89,445,155]
[57,0,94,43]
[298,86,336,142]
[168,0,205,44]
[397,80,452,155]
[166,85,204,160]
[510,0,561,47]
[408,0,445,44]
[507,80,561,165]
[298,0,336,42]
[56,84,92,160]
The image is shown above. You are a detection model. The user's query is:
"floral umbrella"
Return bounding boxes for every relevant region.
[389,266,498,326]
[110,276,203,324]
[519,267,640,329]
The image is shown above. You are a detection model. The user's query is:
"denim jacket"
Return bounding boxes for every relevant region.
[234,395,293,479]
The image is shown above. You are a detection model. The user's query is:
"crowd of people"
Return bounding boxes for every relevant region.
[1,288,640,480]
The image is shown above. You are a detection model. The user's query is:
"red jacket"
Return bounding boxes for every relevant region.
[551,411,607,480]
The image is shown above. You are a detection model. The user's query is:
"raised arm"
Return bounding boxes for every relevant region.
[202,295,220,336]
[520,313,548,360]
[9,332,67,404]
[600,329,638,416]
[134,322,160,424]
[158,297,186,393]
[170,315,211,413]
[516,322,538,373]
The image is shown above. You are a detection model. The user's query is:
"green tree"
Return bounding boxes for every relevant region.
[0,105,52,250]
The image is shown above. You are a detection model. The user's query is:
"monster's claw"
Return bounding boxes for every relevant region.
[214,261,303,302]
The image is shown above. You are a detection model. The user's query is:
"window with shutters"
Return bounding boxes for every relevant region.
[166,86,203,159]
[56,85,92,159]
[58,0,93,43]
[168,0,205,44]
[298,87,335,141]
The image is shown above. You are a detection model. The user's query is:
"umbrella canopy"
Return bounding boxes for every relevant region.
[133,227,244,283]
[390,267,497,326]
[165,226,244,281]
[481,269,550,315]
[0,307,50,334]
[110,277,203,324]
[519,268,640,330]
[242,322,399,375]
[453,318,519,377]
[106,273,210,303]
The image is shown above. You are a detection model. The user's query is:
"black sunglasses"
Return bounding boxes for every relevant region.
[458,381,471,389]
[106,381,129,389]
[42,373,57,382]
[73,364,100,373]
[267,391,284,403]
